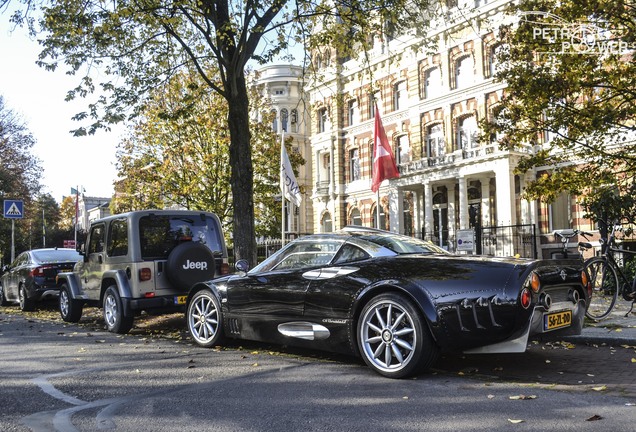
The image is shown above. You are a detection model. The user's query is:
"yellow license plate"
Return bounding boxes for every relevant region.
[544,310,572,331]
[174,295,188,305]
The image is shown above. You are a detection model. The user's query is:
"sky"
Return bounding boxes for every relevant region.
[0,15,124,203]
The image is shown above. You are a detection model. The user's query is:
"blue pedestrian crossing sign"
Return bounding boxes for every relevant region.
[3,200,24,219]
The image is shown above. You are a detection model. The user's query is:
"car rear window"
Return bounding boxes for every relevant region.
[31,249,81,263]
[139,215,223,260]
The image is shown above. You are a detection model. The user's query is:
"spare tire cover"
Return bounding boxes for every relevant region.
[165,242,216,290]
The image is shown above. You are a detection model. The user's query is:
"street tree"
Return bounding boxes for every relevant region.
[6,0,436,264]
[111,69,303,240]
[485,0,636,222]
[0,96,42,263]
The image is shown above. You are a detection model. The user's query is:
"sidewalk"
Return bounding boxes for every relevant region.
[565,299,636,345]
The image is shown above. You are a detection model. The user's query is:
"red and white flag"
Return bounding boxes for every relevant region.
[371,103,399,192]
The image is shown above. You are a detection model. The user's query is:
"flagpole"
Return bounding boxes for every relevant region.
[376,189,381,229]
[280,132,286,246]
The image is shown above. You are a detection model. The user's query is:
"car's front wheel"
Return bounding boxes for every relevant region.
[59,284,83,323]
[187,289,224,348]
[103,286,134,334]
[19,285,35,312]
[357,292,438,379]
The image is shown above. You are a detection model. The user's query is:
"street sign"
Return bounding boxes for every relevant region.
[3,200,24,219]
[456,229,475,252]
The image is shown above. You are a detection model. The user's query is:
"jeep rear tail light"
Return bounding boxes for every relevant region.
[220,262,230,275]
[139,267,152,281]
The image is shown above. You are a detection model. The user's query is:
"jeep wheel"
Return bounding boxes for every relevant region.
[165,242,216,291]
[59,284,83,323]
[103,286,134,334]
[187,289,224,348]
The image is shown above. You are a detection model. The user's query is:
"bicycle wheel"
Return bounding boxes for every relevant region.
[584,257,619,321]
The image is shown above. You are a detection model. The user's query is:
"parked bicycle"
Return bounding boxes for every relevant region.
[551,229,593,259]
[583,223,636,321]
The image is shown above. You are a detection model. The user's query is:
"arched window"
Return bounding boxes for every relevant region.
[427,123,445,158]
[321,212,333,232]
[317,108,327,133]
[290,109,298,133]
[371,205,386,230]
[457,116,478,150]
[271,109,278,132]
[349,148,360,181]
[350,208,362,226]
[396,135,410,165]
[455,55,474,89]
[425,67,441,99]
[281,109,289,132]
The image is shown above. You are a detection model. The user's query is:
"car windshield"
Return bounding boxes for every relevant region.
[355,233,449,255]
[31,249,81,263]
[250,240,343,273]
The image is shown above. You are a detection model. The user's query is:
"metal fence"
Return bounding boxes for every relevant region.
[228,223,538,266]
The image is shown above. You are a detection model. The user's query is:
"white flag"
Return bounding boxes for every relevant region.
[280,134,302,207]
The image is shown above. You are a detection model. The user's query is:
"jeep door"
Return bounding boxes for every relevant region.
[80,223,107,297]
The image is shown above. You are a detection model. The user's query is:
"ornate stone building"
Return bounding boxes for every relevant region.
[304,2,595,258]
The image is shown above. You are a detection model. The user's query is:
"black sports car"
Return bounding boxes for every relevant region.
[185,227,589,378]
[0,248,81,311]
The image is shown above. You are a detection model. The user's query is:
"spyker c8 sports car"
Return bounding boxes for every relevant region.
[185,227,589,378]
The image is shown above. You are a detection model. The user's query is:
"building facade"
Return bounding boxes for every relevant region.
[305,2,595,258]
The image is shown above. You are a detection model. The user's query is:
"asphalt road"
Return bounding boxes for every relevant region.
[1,306,635,432]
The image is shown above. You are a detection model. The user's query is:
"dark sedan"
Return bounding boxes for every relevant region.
[0,248,81,311]
[185,227,589,378]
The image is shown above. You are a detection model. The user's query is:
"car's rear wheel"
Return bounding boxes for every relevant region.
[59,284,83,323]
[103,286,134,334]
[187,289,224,348]
[357,292,438,379]
[0,284,8,306]
[19,285,35,312]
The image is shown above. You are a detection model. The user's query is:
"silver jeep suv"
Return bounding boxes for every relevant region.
[57,210,228,333]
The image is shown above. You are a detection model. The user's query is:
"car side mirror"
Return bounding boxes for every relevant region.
[235,259,250,274]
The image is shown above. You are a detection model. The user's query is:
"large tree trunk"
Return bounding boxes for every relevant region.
[225,71,257,266]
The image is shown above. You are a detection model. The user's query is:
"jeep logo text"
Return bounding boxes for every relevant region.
[183,260,208,271]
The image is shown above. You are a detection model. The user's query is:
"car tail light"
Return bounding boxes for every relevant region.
[582,270,592,299]
[220,262,230,275]
[530,272,541,293]
[30,266,54,277]
[520,288,532,309]
[144,292,156,298]
[139,268,152,281]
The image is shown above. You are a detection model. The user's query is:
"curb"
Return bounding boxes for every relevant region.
[563,326,636,346]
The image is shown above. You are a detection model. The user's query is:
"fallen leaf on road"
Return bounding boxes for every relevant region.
[591,386,607,391]
[586,415,603,421]
[614,328,622,332]
[252,363,259,367]
[507,419,524,424]
[631,358,636,363]
[487,395,495,399]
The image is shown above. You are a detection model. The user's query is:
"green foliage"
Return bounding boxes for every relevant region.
[484,0,636,220]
